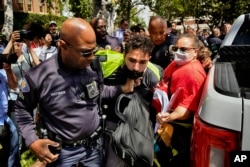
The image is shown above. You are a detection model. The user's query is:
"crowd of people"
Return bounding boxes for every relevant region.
[0,15,232,167]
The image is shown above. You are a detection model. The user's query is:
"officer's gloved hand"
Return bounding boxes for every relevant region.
[0,124,8,139]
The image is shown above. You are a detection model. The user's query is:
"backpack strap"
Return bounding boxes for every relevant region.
[115,93,132,123]
[115,92,146,123]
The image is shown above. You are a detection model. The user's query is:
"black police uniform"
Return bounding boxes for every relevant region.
[151,34,175,69]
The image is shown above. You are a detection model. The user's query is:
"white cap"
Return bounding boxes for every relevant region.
[49,21,57,26]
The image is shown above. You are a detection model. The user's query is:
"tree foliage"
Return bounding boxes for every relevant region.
[0,11,66,30]
[40,0,250,29]
[66,0,94,20]
[141,0,197,20]
[142,0,250,26]
[115,0,147,27]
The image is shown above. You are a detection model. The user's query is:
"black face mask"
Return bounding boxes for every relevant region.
[123,65,144,79]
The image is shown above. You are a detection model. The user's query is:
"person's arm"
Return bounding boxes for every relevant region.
[3,63,17,90]
[29,47,41,66]
[43,34,52,48]
[2,31,20,54]
[102,78,135,99]
[39,35,53,61]
[23,39,41,66]
[201,57,213,69]
[121,78,135,93]
[156,106,193,124]
[14,74,59,164]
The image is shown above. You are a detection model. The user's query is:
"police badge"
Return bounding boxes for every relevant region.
[19,78,30,92]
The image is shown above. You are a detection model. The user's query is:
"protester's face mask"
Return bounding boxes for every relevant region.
[174,50,194,66]
[123,64,144,79]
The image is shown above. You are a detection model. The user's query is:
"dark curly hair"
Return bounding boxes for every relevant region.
[124,35,154,56]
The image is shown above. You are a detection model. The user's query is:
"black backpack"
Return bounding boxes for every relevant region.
[111,92,154,167]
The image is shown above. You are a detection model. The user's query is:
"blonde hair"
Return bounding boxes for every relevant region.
[197,46,212,62]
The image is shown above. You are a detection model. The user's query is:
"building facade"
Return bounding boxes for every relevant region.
[0,0,60,16]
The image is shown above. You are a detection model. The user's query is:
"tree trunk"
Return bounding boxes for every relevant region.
[1,0,13,40]
[95,0,116,35]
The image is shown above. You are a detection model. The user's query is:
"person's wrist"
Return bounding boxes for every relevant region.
[121,85,127,93]
[5,67,13,72]
[166,114,173,123]
[10,38,15,43]
[121,78,134,93]
[121,85,132,93]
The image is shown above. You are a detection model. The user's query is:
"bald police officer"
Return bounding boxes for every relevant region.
[15,18,135,167]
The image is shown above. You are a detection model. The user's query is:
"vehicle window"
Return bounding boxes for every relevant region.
[233,21,250,45]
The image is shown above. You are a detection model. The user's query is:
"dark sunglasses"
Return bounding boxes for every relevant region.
[172,46,196,52]
[61,39,98,57]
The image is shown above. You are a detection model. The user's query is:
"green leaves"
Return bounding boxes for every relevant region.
[67,0,93,19]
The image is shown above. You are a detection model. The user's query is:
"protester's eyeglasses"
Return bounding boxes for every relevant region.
[172,46,196,52]
[61,39,98,58]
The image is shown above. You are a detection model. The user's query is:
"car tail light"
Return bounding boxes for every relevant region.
[190,114,241,167]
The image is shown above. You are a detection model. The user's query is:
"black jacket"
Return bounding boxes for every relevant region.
[151,35,175,69]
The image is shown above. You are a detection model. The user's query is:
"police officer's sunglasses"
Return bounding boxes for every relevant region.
[61,39,98,58]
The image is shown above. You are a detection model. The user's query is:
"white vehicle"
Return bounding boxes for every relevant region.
[190,13,250,167]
